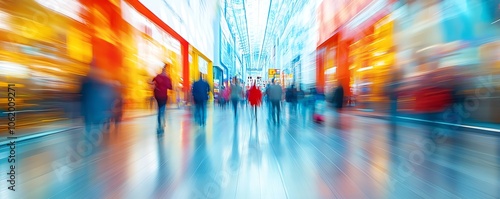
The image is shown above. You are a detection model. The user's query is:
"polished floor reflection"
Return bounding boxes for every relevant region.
[1,106,499,199]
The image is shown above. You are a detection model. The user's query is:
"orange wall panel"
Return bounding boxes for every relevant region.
[336,36,351,96]
[182,42,190,93]
[82,0,123,80]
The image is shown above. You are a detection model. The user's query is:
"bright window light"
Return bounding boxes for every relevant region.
[0,61,29,77]
[325,67,337,74]
[35,0,85,23]
[0,10,11,31]
[357,66,373,72]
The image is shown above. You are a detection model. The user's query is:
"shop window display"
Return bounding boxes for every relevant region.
[121,1,184,109]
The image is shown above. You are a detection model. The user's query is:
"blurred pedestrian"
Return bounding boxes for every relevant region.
[151,64,173,133]
[192,74,211,126]
[265,84,272,113]
[223,86,230,109]
[297,86,305,113]
[176,87,181,108]
[267,79,283,124]
[386,72,402,131]
[248,82,262,121]
[80,68,115,133]
[218,87,223,108]
[311,87,326,123]
[286,84,298,114]
[331,83,345,119]
[149,83,156,112]
[230,77,244,118]
[111,80,123,129]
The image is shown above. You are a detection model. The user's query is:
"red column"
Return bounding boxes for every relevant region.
[108,2,123,78]
[182,42,190,93]
[82,0,122,79]
[316,48,325,93]
[336,33,351,96]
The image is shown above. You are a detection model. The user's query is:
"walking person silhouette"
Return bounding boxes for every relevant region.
[191,74,211,126]
[248,82,263,121]
[151,64,173,133]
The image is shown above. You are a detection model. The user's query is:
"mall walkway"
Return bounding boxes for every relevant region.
[1,105,499,199]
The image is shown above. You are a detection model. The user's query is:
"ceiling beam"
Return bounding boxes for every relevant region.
[256,0,273,70]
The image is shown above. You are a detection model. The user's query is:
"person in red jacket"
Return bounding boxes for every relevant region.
[151,64,173,133]
[248,83,262,121]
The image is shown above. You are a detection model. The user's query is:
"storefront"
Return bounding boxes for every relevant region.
[0,0,90,133]
[120,0,184,108]
[189,46,214,101]
[126,0,214,104]
[346,14,395,110]
[281,68,294,88]
[317,0,394,110]
[322,44,337,93]
[0,0,216,139]
[399,0,500,122]
[267,69,281,85]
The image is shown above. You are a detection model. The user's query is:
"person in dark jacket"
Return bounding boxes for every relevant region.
[286,85,298,114]
[192,74,211,126]
[266,79,283,124]
[297,86,305,114]
[330,83,345,127]
[111,81,124,129]
[80,68,116,133]
[386,74,401,131]
[332,83,344,110]
[230,77,244,118]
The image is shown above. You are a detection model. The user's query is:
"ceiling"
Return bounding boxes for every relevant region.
[225,0,311,71]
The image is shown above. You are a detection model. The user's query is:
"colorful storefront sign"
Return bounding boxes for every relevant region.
[268,69,281,76]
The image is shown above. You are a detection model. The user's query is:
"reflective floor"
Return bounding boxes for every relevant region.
[1,105,500,199]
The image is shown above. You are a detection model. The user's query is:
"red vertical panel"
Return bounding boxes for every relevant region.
[110,4,120,32]
[336,34,351,96]
[109,45,122,77]
[83,0,123,79]
[182,42,190,93]
[88,0,107,69]
[109,4,123,78]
